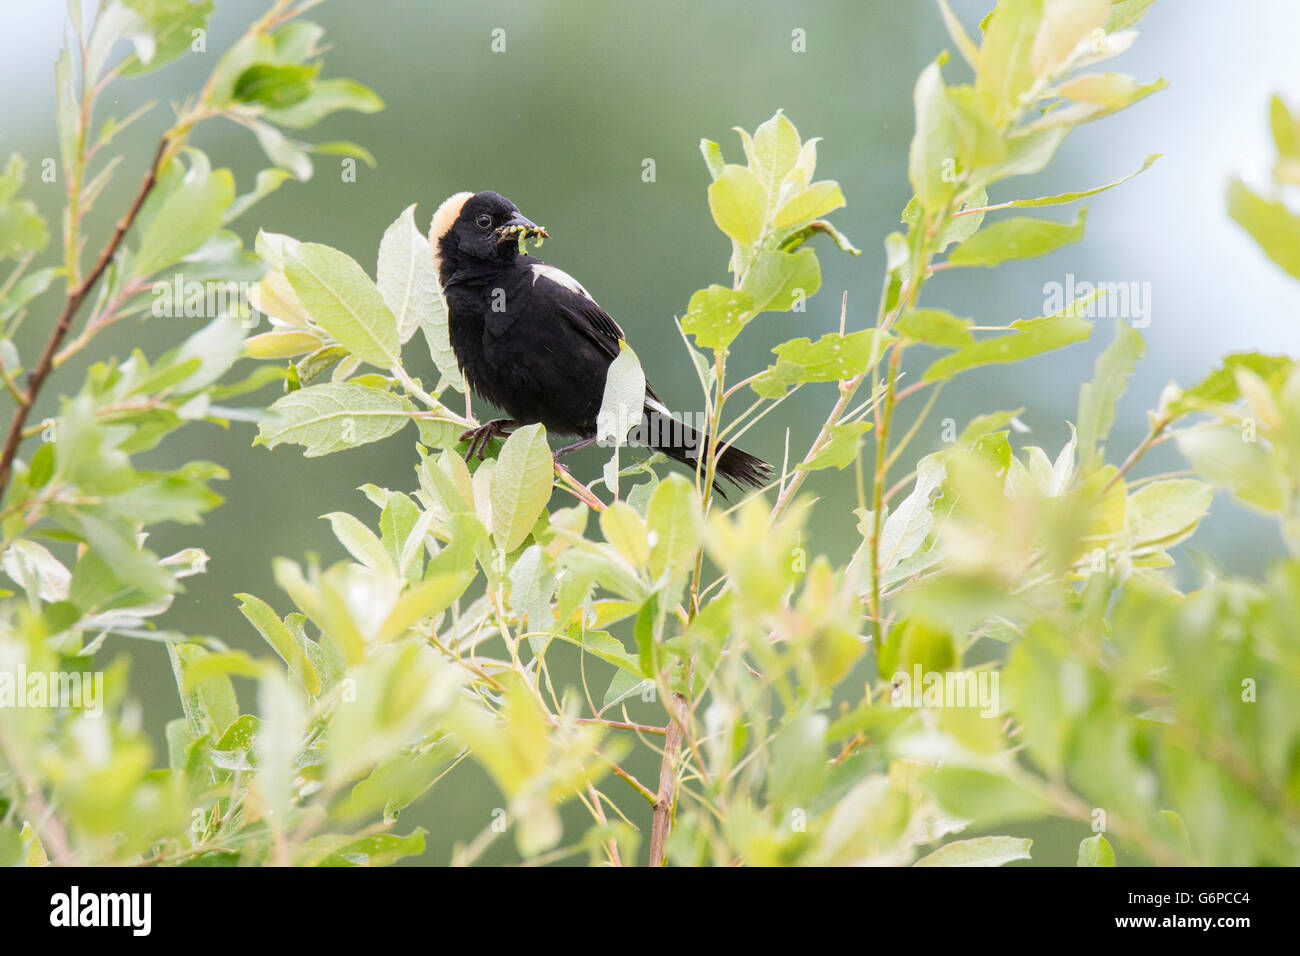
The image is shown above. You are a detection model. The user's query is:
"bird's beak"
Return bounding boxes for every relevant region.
[496,211,548,244]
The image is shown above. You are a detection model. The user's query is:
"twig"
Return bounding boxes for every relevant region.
[0,136,172,497]
[647,691,686,866]
[1103,414,1171,493]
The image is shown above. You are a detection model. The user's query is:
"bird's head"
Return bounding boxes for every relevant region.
[429,190,548,282]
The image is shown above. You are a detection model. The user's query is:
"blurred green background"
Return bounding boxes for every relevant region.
[3,0,1298,863]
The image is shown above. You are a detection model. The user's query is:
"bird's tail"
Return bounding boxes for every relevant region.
[640,404,771,495]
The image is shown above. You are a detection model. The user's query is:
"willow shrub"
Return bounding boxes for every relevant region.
[1,0,1296,867]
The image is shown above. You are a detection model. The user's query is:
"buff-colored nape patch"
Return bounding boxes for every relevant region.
[429,191,474,280]
[429,191,474,243]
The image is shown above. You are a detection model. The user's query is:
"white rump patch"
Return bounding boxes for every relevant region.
[531,263,593,301]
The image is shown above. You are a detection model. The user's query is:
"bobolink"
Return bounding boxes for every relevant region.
[429,190,770,492]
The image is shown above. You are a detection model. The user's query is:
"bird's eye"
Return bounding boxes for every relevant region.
[475,214,493,229]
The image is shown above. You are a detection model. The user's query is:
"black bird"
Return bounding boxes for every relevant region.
[428,190,770,492]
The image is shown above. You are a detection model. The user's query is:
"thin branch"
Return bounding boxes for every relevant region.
[647,691,686,866]
[0,136,172,498]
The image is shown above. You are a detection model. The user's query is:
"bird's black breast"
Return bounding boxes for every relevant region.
[443,258,614,436]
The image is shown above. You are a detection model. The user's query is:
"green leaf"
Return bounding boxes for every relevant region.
[59,504,175,602]
[708,164,766,246]
[558,629,640,675]
[1171,352,1292,413]
[379,571,474,641]
[946,86,1007,171]
[171,313,246,392]
[768,713,829,808]
[1077,318,1144,473]
[968,126,1069,191]
[118,0,215,76]
[947,209,1087,268]
[26,442,55,489]
[924,311,1092,382]
[1054,71,1168,110]
[257,382,412,456]
[1076,833,1116,866]
[595,341,646,449]
[250,120,313,181]
[1106,0,1158,31]
[602,669,653,711]
[286,242,400,366]
[1031,0,1108,76]
[699,138,725,181]
[740,247,822,314]
[925,767,1052,828]
[1126,479,1213,549]
[755,329,895,396]
[646,474,703,583]
[1177,424,1284,513]
[879,454,947,572]
[170,643,239,739]
[263,78,384,130]
[132,152,235,277]
[236,592,320,695]
[258,671,305,822]
[0,157,49,259]
[908,60,959,213]
[225,168,294,224]
[600,501,650,568]
[310,140,377,168]
[2,539,70,602]
[680,285,754,352]
[508,545,556,632]
[1271,94,1300,161]
[1228,178,1300,280]
[232,62,318,109]
[975,0,1044,126]
[800,421,873,471]
[377,203,442,346]
[490,424,554,552]
[978,153,1160,212]
[0,265,59,322]
[377,491,420,573]
[107,463,226,525]
[785,218,863,256]
[323,511,392,573]
[773,181,845,230]
[739,110,803,210]
[915,836,1033,867]
[244,329,322,359]
[339,745,459,823]
[898,308,974,347]
[634,590,662,675]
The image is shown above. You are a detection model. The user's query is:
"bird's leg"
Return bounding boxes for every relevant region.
[553,435,599,458]
[460,418,515,460]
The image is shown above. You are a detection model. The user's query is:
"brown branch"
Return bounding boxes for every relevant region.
[0,135,171,499]
[648,691,686,866]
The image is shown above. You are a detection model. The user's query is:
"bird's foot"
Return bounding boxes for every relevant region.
[460,419,515,460]
[553,435,598,459]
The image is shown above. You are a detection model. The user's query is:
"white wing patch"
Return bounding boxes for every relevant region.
[645,396,673,417]
[532,263,594,301]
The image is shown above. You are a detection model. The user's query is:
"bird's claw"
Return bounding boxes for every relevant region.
[459,419,514,460]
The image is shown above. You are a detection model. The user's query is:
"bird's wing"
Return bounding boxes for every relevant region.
[528,258,666,405]
[527,260,625,356]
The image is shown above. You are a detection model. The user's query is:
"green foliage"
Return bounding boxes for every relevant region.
[1229,95,1300,279]
[2,0,1297,870]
